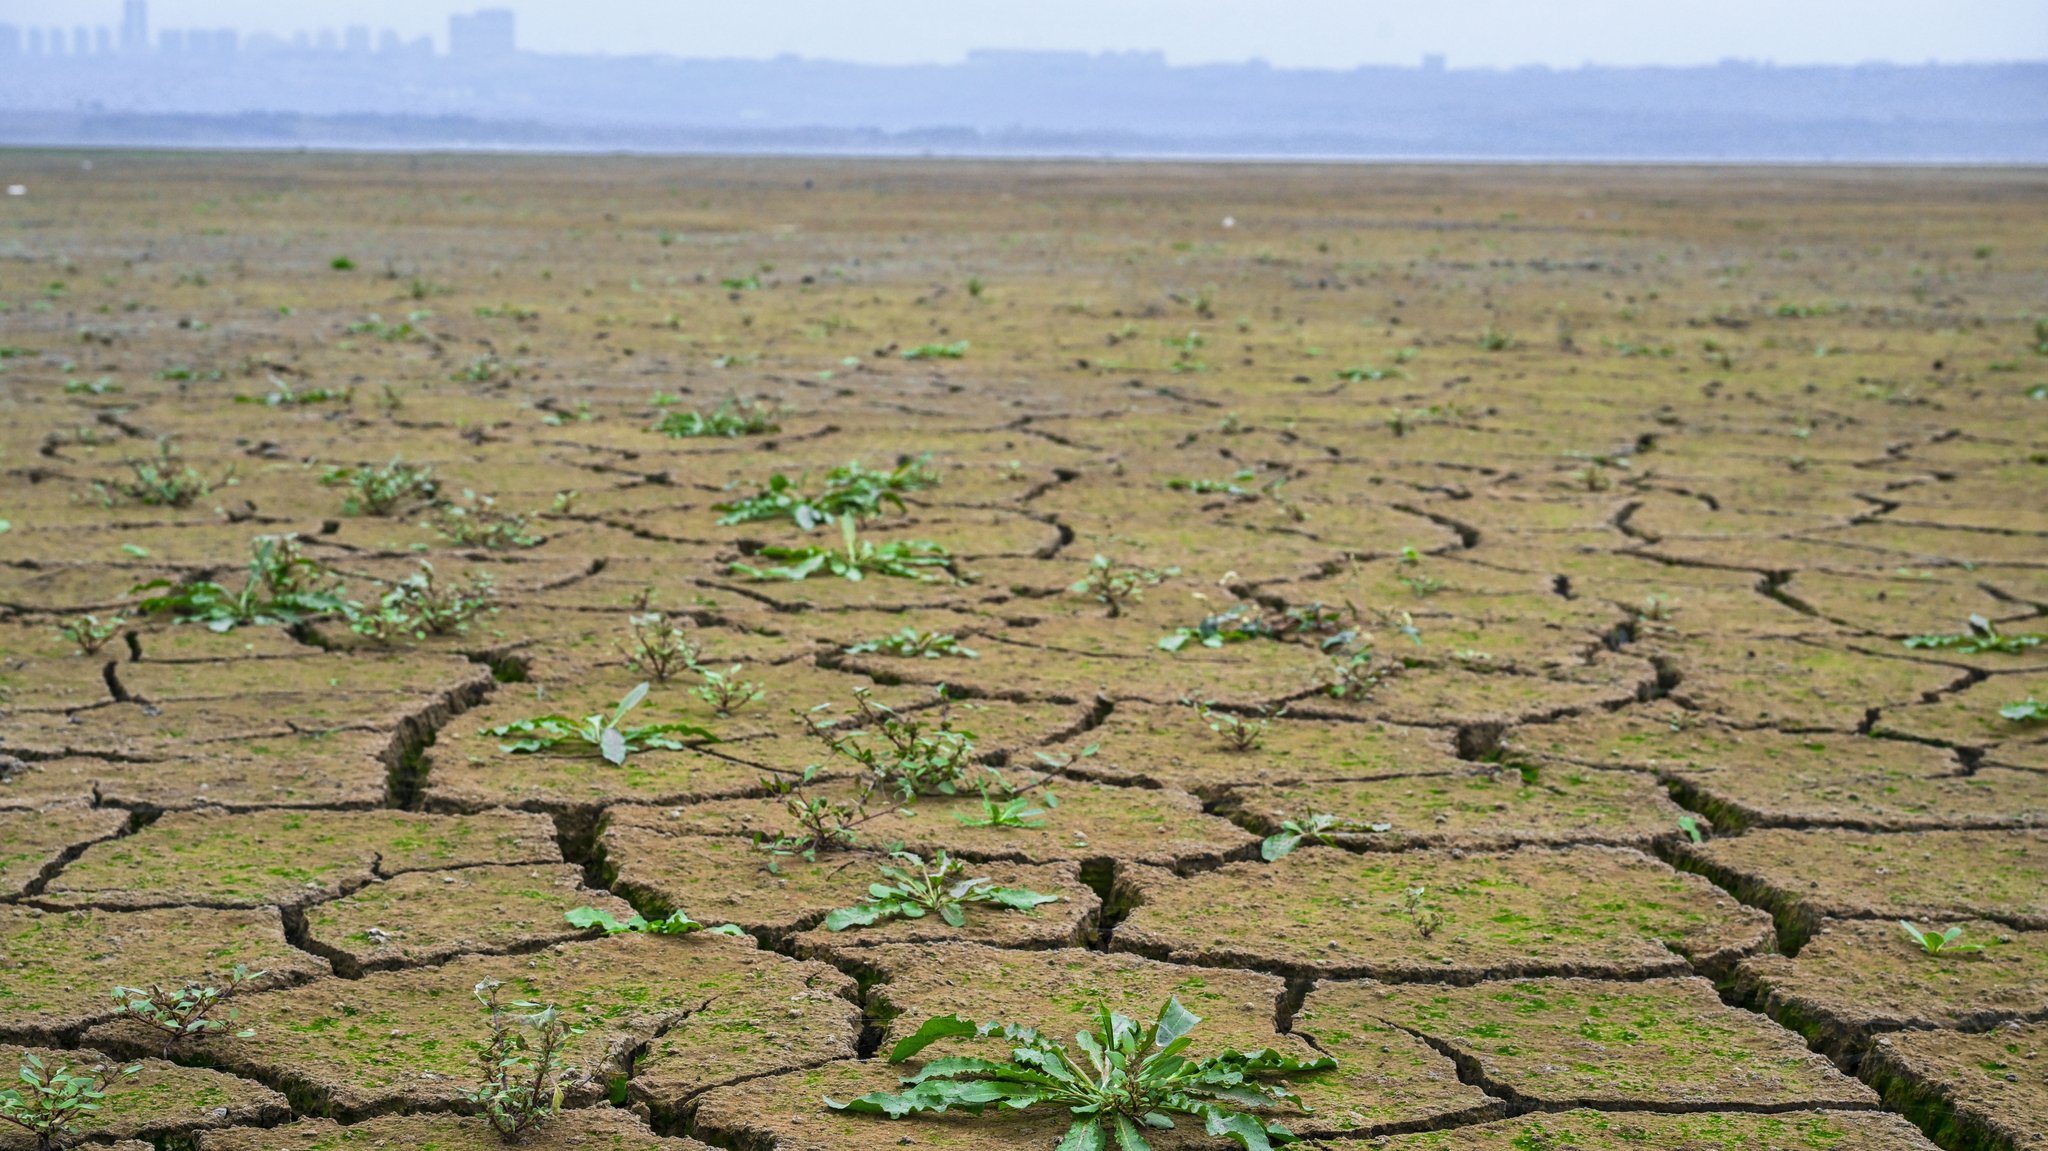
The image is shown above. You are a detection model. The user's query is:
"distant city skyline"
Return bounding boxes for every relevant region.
[0,0,2041,68]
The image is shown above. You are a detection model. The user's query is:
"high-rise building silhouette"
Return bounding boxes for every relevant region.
[449,9,516,59]
[121,0,148,53]
[0,25,18,57]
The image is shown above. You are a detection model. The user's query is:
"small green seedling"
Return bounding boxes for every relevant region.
[234,378,349,406]
[482,683,716,765]
[321,457,437,515]
[827,996,1334,1151]
[1070,554,1177,618]
[692,663,764,716]
[823,850,1058,931]
[463,979,584,1144]
[653,395,780,438]
[1195,700,1282,751]
[1401,886,1445,939]
[1324,649,1398,700]
[847,627,977,659]
[58,614,124,655]
[0,1053,139,1151]
[110,964,263,1058]
[1905,615,2044,655]
[618,612,700,682]
[1260,813,1392,861]
[755,767,898,861]
[802,689,983,798]
[564,906,745,937]
[732,518,955,583]
[1898,921,1985,956]
[1677,815,1705,844]
[956,789,1051,829]
[431,490,543,549]
[1158,603,1270,652]
[2002,698,2045,723]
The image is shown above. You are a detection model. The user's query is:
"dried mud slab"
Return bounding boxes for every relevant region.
[1661,635,1968,730]
[298,863,635,976]
[0,905,325,1041]
[422,740,768,813]
[635,779,1257,870]
[693,1059,1262,1150]
[86,730,404,811]
[1505,711,2048,830]
[1676,828,2048,948]
[857,941,1497,1135]
[1051,703,1465,795]
[1863,1022,2048,1151]
[1220,764,1684,852]
[1344,977,1875,1111]
[1291,653,1660,727]
[1875,672,2048,748]
[0,656,124,711]
[1737,918,2048,1064]
[195,1108,713,1150]
[87,932,856,1119]
[1366,1108,1940,1150]
[0,805,128,896]
[595,825,1097,949]
[36,807,561,910]
[1113,845,1772,982]
[112,651,492,704]
[0,1048,288,1151]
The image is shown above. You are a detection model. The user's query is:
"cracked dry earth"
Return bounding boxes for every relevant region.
[1,154,2045,1151]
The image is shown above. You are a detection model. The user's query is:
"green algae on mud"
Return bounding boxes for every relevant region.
[1675,828,2048,950]
[625,778,1257,870]
[1111,844,1771,982]
[0,805,128,897]
[34,807,561,910]
[0,1048,288,1150]
[1329,977,1875,1111]
[1218,764,1684,853]
[0,904,326,1041]
[85,931,856,1119]
[298,863,635,976]
[1364,1108,1941,1150]
[593,825,1099,950]
[1736,918,2048,1066]
[1861,1022,2048,1151]
[193,1109,713,1150]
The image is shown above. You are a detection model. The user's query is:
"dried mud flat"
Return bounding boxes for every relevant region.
[1,152,2045,1150]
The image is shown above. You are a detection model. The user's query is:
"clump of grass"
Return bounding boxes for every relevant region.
[96,441,229,508]
[846,628,977,659]
[321,457,437,516]
[618,612,700,682]
[822,850,1058,931]
[653,395,781,438]
[483,683,716,765]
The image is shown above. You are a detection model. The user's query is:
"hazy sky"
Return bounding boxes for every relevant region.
[4,0,2043,68]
